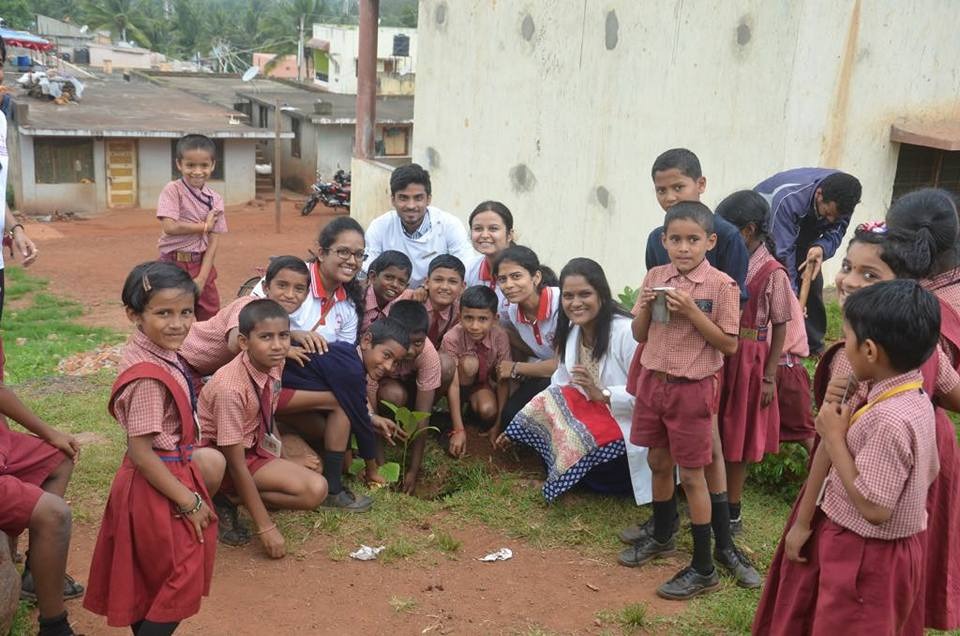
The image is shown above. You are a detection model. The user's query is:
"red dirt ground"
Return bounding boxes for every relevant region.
[17,200,687,634]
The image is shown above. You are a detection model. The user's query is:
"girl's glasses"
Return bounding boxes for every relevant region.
[326,247,367,263]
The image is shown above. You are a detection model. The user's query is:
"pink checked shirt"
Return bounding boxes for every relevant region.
[639,259,740,380]
[441,323,511,388]
[198,353,282,449]
[780,292,810,359]
[112,329,195,450]
[820,370,939,539]
[387,338,442,392]
[746,245,792,327]
[180,296,255,376]
[360,284,399,333]
[156,179,227,255]
[827,346,959,410]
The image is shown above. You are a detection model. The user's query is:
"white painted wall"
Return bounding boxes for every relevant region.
[412,0,960,292]
[316,125,354,179]
[311,24,418,93]
[137,138,170,210]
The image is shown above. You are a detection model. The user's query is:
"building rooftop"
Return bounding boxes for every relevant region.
[12,72,289,139]
[152,73,414,125]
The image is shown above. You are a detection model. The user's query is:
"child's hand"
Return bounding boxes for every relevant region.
[784,522,812,563]
[371,415,400,445]
[815,401,851,443]
[203,210,220,234]
[292,330,328,354]
[258,525,286,559]
[46,430,80,461]
[664,288,698,317]
[824,375,854,405]
[286,347,311,367]
[402,468,419,495]
[636,288,657,312]
[493,431,512,451]
[486,424,502,448]
[410,287,429,303]
[448,429,467,458]
[185,500,216,544]
[760,378,776,407]
[496,361,515,382]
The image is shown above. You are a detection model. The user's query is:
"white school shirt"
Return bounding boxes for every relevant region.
[464,254,510,322]
[363,206,474,288]
[551,317,652,505]
[0,111,9,270]
[505,286,561,361]
[250,261,358,344]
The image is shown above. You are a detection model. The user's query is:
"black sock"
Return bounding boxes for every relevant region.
[323,451,345,495]
[728,501,742,521]
[38,611,73,636]
[132,621,143,636]
[691,523,714,575]
[652,496,678,543]
[136,620,180,636]
[711,491,733,551]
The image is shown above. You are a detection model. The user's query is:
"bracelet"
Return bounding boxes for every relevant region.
[175,492,203,517]
[510,362,520,379]
[255,523,277,536]
[8,223,23,235]
[761,376,775,384]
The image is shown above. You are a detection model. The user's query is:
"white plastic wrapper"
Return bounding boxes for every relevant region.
[349,544,386,561]
[478,547,513,562]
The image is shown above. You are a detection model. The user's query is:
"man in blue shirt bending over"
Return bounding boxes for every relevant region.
[754,168,862,355]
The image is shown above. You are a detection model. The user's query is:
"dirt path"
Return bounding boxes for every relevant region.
[17,200,690,634]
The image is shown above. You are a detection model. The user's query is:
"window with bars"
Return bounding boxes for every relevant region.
[34,138,95,183]
[891,144,960,202]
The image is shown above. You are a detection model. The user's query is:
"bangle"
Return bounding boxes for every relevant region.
[761,376,775,384]
[175,492,203,517]
[510,362,520,379]
[255,523,277,536]
[9,223,23,235]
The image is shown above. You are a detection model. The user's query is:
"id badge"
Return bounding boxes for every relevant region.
[260,432,282,457]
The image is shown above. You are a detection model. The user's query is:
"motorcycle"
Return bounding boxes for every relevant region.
[301,170,351,216]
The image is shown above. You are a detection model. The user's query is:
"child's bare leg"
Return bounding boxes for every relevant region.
[277,412,327,452]
[458,355,479,387]
[254,459,328,510]
[704,418,727,492]
[725,461,747,511]
[192,447,226,495]
[40,457,74,498]
[377,379,409,412]
[27,493,70,621]
[799,438,814,454]
[439,352,456,395]
[470,388,497,425]
[648,447,676,503]
[275,389,339,414]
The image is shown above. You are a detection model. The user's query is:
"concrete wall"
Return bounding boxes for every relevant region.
[311,24,418,94]
[350,157,394,228]
[253,53,301,80]
[13,136,102,214]
[412,0,960,292]
[316,125,355,179]
[137,138,170,209]
[88,44,153,70]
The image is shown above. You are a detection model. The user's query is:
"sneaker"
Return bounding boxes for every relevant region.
[19,570,84,602]
[657,566,721,600]
[715,545,762,588]
[730,516,744,537]
[213,493,251,546]
[322,488,374,513]
[618,515,680,545]
[617,535,676,567]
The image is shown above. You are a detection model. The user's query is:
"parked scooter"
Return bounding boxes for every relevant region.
[301,170,351,216]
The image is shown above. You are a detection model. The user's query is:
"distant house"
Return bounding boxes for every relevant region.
[7,72,290,215]
[252,53,312,81]
[154,73,414,191]
[309,24,416,95]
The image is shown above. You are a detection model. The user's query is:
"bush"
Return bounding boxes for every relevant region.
[749,443,810,502]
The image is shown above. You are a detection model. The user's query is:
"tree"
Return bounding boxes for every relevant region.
[81,0,152,47]
[0,0,35,30]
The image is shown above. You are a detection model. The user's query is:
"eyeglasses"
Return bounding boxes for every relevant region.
[856,221,887,234]
[326,247,368,262]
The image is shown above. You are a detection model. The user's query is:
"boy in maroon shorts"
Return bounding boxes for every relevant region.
[157,134,226,321]
[622,202,740,600]
[198,300,328,557]
[1,385,81,635]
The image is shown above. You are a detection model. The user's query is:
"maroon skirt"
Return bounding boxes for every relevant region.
[776,362,816,442]
[921,409,960,630]
[83,453,217,627]
[753,510,923,635]
[718,338,779,463]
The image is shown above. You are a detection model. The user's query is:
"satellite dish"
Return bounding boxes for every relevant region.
[242,66,259,82]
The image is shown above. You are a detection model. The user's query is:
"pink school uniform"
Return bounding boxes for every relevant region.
[441,323,511,391]
[84,330,216,627]
[718,245,792,462]
[180,295,255,377]
[156,179,227,320]
[776,291,815,442]
[0,428,70,536]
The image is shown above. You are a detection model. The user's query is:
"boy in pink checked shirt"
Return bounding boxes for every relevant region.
[157,134,227,321]
[755,280,941,635]
[624,202,740,600]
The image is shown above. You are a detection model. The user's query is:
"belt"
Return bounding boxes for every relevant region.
[780,353,800,367]
[156,445,194,462]
[652,371,695,384]
[173,251,203,263]
[739,326,768,342]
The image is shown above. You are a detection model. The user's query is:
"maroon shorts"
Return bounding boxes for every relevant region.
[159,254,220,321]
[219,447,277,496]
[777,362,815,442]
[630,368,718,468]
[0,475,43,534]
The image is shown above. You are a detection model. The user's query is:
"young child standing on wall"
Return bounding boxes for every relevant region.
[157,134,227,321]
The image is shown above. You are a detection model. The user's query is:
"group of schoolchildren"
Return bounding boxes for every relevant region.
[1,130,957,636]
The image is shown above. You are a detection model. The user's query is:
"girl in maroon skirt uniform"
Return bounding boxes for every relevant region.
[84,262,226,636]
[715,191,793,533]
[756,280,941,635]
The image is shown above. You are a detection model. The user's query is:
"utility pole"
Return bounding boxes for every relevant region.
[353,0,378,159]
[274,100,282,233]
[297,15,305,82]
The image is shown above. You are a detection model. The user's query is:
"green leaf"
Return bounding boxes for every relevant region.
[410,410,432,422]
[348,457,365,476]
[379,400,400,416]
[408,426,441,442]
[379,462,401,483]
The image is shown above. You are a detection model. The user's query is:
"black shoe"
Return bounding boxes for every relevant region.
[19,570,84,602]
[730,516,744,537]
[321,488,374,513]
[657,566,721,600]
[617,535,676,567]
[618,515,680,545]
[213,493,251,546]
[715,545,762,588]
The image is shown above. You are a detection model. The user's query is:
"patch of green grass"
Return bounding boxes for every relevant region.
[1,268,123,383]
[381,534,419,563]
[388,595,417,613]
[432,530,462,554]
[9,601,33,636]
[597,602,649,634]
